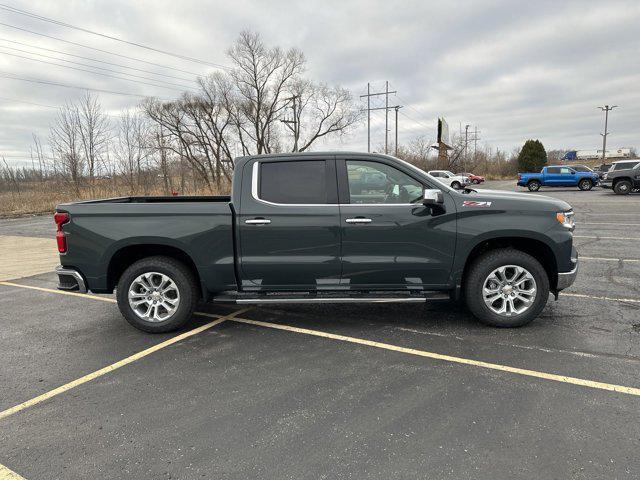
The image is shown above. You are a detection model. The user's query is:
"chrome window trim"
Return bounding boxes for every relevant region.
[251,160,424,208]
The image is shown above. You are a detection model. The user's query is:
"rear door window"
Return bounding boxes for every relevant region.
[547,167,561,174]
[259,160,328,204]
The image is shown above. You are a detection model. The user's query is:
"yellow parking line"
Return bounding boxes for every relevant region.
[562,292,640,304]
[574,235,640,240]
[0,464,26,480]
[223,315,640,397]
[580,256,640,263]
[0,281,116,303]
[0,308,250,422]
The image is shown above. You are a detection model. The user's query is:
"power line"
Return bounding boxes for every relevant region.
[0,45,196,90]
[0,72,159,97]
[0,50,190,92]
[0,4,230,69]
[0,36,197,83]
[0,22,202,76]
[0,95,57,109]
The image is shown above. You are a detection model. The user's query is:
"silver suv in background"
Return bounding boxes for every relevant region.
[428,170,470,189]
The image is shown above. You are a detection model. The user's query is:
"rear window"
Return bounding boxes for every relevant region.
[259,160,328,204]
[612,161,639,171]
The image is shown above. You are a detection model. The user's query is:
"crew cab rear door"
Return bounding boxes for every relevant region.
[336,157,457,288]
[237,156,341,289]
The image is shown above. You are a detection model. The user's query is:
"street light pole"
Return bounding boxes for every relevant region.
[598,105,618,162]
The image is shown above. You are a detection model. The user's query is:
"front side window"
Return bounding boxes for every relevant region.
[346,160,423,204]
[560,167,572,174]
[259,160,327,204]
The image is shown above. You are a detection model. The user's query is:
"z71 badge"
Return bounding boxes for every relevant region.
[462,200,492,207]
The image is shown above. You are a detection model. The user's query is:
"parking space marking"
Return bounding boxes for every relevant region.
[0,281,116,303]
[0,308,251,422]
[0,464,26,480]
[580,256,640,263]
[578,222,640,226]
[223,315,640,397]
[562,292,640,304]
[574,235,640,240]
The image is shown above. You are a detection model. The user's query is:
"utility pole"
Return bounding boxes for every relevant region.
[360,82,399,154]
[598,105,618,161]
[280,95,300,151]
[464,124,470,173]
[394,106,402,157]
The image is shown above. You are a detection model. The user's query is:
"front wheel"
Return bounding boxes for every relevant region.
[451,181,461,189]
[578,179,593,191]
[464,249,549,327]
[116,256,199,333]
[472,179,479,184]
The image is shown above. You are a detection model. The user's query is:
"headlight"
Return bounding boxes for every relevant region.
[556,210,575,230]
[603,173,608,180]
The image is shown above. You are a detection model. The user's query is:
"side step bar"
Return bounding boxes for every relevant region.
[235,297,428,304]
[213,291,450,305]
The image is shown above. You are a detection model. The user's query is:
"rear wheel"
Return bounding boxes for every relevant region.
[578,179,593,191]
[472,179,480,184]
[614,180,632,195]
[451,181,461,189]
[527,180,541,192]
[464,249,549,327]
[116,256,199,333]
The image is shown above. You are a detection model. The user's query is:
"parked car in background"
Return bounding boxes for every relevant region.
[428,170,470,189]
[594,163,613,179]
[460,172,485,184]
[600,160,640,194]
[517,166,599,191]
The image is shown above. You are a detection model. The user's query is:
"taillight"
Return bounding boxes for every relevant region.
[54,211,70,253]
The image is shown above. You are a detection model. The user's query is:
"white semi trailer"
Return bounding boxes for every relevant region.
[563,148,631,160]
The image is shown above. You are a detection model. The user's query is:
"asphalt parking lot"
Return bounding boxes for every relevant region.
[1,182,640,479]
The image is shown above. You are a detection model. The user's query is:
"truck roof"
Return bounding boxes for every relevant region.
[233,151,398,169]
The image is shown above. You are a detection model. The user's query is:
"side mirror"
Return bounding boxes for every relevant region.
[423,189,444,206]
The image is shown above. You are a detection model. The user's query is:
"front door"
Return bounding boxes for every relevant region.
[238,157,342,290]
[338,158,457,289]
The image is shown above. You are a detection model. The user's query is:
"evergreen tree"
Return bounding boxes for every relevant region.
[517,139,548,172]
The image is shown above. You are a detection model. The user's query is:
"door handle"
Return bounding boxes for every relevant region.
[345,218,372,224]
[245,218,271,225]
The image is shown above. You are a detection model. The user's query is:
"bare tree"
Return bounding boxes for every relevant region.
[114,110,151,193]
[50,102,83,194]
[76,92,110,183]
[226,30,305,155]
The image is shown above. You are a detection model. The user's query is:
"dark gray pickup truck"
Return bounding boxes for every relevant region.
[55,152,578,332]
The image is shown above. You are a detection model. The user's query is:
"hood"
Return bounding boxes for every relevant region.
[459,189,572,212]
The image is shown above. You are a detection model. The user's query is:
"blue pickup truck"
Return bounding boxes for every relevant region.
[517,166,599,191]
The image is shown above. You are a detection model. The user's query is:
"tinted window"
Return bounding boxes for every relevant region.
[612,162,639,171]
[347,160,423,204]
[547,167,561,174]
[259,160,328,204]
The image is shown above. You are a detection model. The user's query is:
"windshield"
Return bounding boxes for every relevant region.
[444,171,455,176]
[573,165,593,172]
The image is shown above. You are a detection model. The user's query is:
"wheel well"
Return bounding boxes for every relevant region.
[106,244,201,293]
[612,176,631,185]
[526,179,540,184]
[462,237,558,289]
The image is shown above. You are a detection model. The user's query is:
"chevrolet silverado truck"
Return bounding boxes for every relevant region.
[55,152,578,332]
[517,166,599,191]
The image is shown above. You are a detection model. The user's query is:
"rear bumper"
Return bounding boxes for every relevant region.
[556,251,578,290]
[56,266,87,293]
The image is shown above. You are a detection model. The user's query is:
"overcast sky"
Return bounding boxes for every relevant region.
[1,0,639,166]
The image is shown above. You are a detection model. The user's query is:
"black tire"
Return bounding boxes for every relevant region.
[578,179,593,191]
[527,180,541,192]
[613,180,632,195]
[116,256,199,333]
[451,181,461,189]
[472,179,479,184]
[464,248,549,328]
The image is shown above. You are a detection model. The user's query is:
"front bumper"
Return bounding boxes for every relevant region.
[556,252,578,290]
[56,266,87,293]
